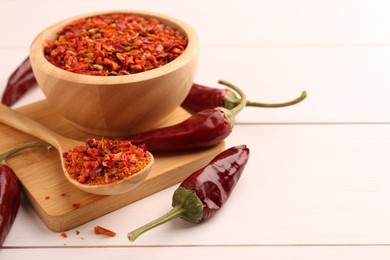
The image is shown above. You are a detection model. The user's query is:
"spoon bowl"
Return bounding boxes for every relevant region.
[0,104,154,195]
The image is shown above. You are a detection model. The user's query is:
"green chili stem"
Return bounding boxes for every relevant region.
[0,142,51,163]
[127,205,186,241]
[218,80,247,117]
[246,90,307,108]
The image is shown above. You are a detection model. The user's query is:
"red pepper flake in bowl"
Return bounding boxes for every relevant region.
[44,13,188,76]
[63,138,150,185]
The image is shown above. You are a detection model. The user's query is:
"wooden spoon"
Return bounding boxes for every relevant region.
[0,104,154,195]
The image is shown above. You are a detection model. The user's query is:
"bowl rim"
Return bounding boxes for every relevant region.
[29,10,199,85]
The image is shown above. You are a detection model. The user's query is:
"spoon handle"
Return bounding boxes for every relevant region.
[0,104,64,150]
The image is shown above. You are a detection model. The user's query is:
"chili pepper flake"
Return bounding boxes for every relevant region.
[44,13,188,76]
[63,138,150,185]
[60,232,67,238]
[72,203,81,209]
[94,226,116,237]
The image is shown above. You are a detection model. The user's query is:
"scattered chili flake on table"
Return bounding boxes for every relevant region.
[63,138,150,185]
[60,232,67,238]
[94,226,116,237]
[44,13,188,76]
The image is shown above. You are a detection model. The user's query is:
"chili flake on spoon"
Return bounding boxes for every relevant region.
[63,138,150,185]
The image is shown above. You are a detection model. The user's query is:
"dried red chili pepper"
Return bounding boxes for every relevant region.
[0,164,19,246]
[181,82,307,114]
[127,80,246,151]
[127,145,250,241]
[0,142,50,246]
[1,57,37,106]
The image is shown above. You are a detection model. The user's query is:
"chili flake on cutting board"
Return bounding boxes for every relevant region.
[44,13,188,75]
[63,138,150,185]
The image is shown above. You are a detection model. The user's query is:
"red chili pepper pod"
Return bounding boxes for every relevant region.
[128,108,232,151]
[127,80,246,151]
[127,145,250,241]
[1,57,37,106]
[177,144,250,222]
[181,82,307,114]
[0,164,20,246]
[0,142,50,246]
[181,83,228,113]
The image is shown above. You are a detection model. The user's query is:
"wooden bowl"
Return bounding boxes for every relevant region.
[29,10,199,136]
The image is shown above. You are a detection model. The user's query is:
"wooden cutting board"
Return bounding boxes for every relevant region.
[1,100,225,232]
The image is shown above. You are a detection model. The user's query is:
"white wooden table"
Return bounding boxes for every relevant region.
[2,0,390,259]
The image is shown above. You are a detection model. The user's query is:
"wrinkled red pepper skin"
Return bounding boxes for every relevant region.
[1,57,37,106]
[179,145,249,221]
[128,109,231,151]
[0,164,21,246]
[126,145,250,241]
[181,83,227,114]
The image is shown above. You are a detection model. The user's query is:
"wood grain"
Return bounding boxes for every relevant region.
[1,100,225,232]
